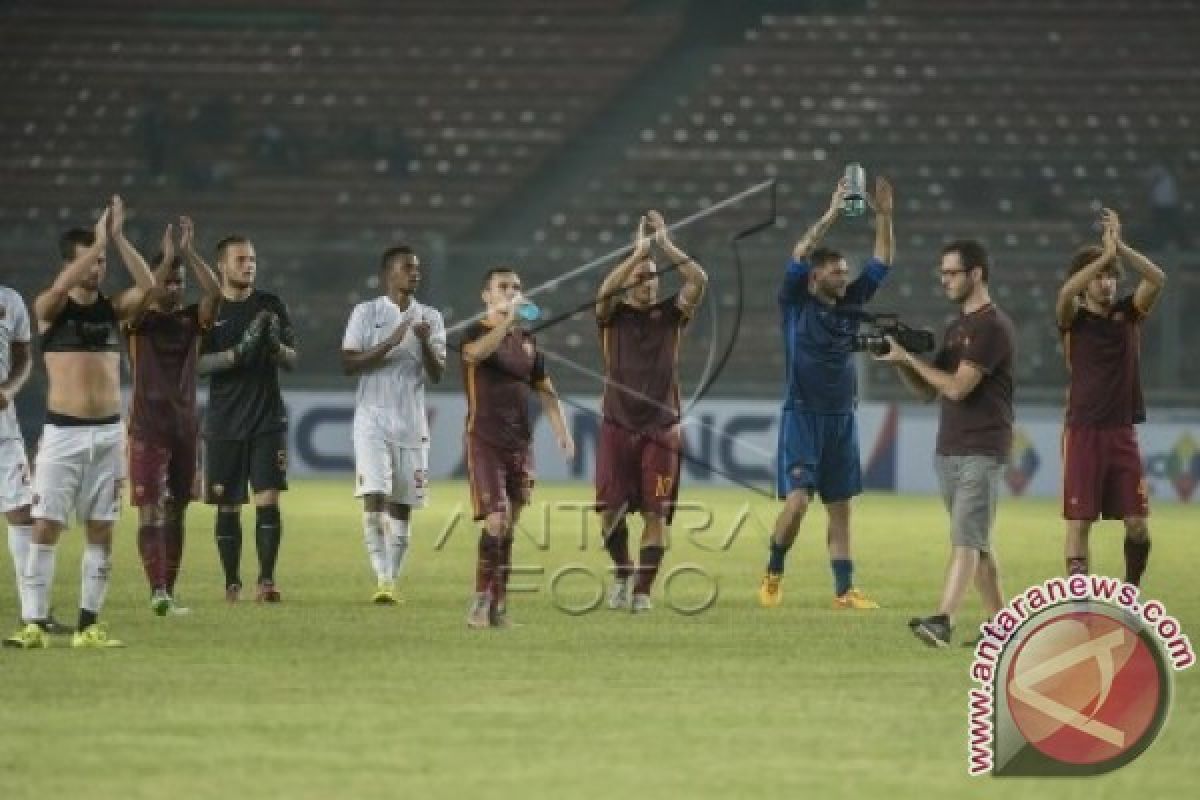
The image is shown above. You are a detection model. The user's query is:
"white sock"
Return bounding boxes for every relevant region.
[80,543,111,614]
[8,523,32,592]
[22,543,56,622]
[385,517,411,582]
[363,511,387,582]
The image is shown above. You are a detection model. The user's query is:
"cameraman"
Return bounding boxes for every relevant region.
[874,240,1015,648]
[758,175,894,610]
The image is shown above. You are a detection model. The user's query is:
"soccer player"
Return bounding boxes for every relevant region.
[758,176,893,610]
[196,231,297,603]
[1,283,47,629]
[875,240,1015,647]
[594,210,707,612]
[1055,208,1164,585]
[124,215,221,615]
[460,267,574,628]
[342,245,446,605]
[5,197,157,649]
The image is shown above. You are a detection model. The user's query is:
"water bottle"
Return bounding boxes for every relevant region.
[843,162,867,217]
[514,297,541,321]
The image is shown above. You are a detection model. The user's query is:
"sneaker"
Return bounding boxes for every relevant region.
[911,614,952,648]
[758,573,783,608]
[466,591,491,629]
[15,610,73,635]
[372,581,399,605]
[631,593,653,614]
[3,623,49,649]
[607,576,632,610]
[71,623,126,649]
[832,588,880,610]
[151,590,171,617]
[41,611,74,635]
[225,583,242,603]
[167,598,192,616]
[256,581,282,603]
[489,601,517,629]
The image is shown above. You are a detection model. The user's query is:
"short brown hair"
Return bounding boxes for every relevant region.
[1068,245,1121,278]
[481,266,518,289]
[59,228,95,261]
[215,235,252,262]
[942,239,989,282]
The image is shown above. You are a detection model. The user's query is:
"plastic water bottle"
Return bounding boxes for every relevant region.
[515,298,541,321]
[844,162,867,217]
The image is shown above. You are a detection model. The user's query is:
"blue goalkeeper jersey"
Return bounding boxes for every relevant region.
[779,256,889,413]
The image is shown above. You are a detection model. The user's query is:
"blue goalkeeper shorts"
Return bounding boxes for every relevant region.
[775,409,862,503]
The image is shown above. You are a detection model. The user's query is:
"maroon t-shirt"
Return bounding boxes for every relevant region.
[932,303,1016,459]
[598,297,687,433]
[1062,294,1146,427]
[460,321,547,451]
[127,304,205,444]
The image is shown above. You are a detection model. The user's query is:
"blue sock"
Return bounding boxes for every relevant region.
[767,537,790,575]
[832,558,853,596]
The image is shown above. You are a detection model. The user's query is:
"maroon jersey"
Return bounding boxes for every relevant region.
[1063,294,1146,427]
[460,321,547,451]
[127,305,205,444]
[598,297,687,433]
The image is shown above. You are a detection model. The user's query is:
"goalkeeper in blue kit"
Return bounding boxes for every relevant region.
[758,176,895,609]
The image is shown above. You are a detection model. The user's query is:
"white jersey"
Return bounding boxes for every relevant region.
[342,296,446,447]
[0,286,32,441]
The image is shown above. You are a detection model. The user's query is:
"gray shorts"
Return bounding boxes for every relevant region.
[934,454,1004,552]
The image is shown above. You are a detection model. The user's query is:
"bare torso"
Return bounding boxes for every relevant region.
[43,350,121,417]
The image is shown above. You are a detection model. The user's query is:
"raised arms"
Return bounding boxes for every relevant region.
[793,179,848,261]
[595,215,651,322]
[646,210,707,317]
[871,176,895,265]
[34,207,109,328]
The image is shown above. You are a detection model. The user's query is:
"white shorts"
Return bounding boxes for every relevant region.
[0,438,33,513]
[353,417,428,507]
[32,422,126,524]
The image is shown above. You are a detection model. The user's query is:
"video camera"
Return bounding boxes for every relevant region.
[846,311,936,357]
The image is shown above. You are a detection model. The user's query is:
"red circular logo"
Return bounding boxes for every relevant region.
[1006,611,1162,766]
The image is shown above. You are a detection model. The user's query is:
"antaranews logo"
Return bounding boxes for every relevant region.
[966,574,1195,777]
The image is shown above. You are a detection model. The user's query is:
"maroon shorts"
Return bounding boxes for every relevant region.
[595,420,682,523]
[1062,425,1149,521]
[466,435,534,521]
[128,435,198,509]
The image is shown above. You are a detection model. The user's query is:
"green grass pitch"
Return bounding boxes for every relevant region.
[1,480,1196,798]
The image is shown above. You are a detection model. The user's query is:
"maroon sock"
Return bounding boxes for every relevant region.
[1123,537,1151,586]
[475,532,499,594]
[137,522,168,591]
[165,513,186,594]
[603,519,633,581]
[1066,556,1089,576]
[491,537,513,607]
[634,545,665,595]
